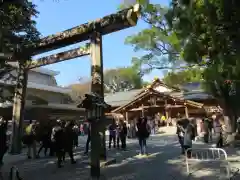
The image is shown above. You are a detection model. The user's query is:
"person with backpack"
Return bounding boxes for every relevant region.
[136,117,150,156]
[51,119,64,168]
[25,120,37,159]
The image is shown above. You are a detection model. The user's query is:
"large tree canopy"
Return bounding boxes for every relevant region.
[0,1,40,101]
[163,68,203,88]
[122,0,183,76]
[124,0,240,136]
[168,0,240,124]
[104,66,143,93]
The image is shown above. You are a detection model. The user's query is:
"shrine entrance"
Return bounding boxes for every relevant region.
[9,4,140,178]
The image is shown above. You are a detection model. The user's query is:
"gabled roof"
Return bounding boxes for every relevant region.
[112,88,203,113]
[149,78,182,92]
[105,78,182,107]
[105,89,142,107]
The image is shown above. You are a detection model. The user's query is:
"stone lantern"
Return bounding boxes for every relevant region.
[78,93,111,121]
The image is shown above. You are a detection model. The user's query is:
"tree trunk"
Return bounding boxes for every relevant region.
[10,66,28,154]
[222,108,236,146]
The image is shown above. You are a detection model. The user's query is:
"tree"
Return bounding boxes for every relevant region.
[104,66,143,93]
[163,68,203,88]
[69,82,91,104]
[121,0,184,76]
[0,1,40,101]
[167,0,240,140]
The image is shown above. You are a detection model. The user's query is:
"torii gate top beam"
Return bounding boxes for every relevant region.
[32,4,140,55]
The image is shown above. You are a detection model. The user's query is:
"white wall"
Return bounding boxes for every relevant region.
[154,85,172,93]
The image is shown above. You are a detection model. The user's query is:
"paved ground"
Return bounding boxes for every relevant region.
[1,127,240,180]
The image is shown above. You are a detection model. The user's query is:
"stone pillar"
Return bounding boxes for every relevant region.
[10,64,28,154]
[90,31,104,178]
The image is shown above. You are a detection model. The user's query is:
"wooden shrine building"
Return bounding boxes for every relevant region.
[106,78,221,123]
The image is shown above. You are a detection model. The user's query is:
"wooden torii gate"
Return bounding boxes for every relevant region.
[10,4,140,178]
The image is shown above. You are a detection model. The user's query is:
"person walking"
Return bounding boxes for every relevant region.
[72,124,79,148]
[136,117,150,156]
[51,119,64,168]
[119,122,128,150]
[108,119,116,149]
[184,124,193,158]
[37,129,50,157]
[84,123,91,155]
[214,117,223,148]
[176,120,185,154]
[63,121,76,164]
[203,117,210,143]
[0,117,8,166]
[25,120,37,159]
[116,123,120,148]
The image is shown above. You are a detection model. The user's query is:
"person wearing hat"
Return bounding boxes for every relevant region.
[51,119,64,168]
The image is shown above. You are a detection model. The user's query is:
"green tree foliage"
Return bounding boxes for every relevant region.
[163,68,203,88]
[123,0,183,76]
[0,1,40,101]
[167,0,240,133]
[104,66,143,93]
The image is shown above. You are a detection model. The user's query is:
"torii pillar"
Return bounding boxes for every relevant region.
[90,31,106,177]
[10,62,28,154]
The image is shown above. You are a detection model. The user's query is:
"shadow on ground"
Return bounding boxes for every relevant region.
[2,134,240,180]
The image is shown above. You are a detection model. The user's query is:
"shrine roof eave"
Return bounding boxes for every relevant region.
[0,80,71,94]
[0,102,85,111]
[112,88,204,113]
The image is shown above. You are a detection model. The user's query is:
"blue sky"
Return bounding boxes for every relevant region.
[33,0,169,86]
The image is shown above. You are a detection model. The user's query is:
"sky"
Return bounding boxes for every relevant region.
[33,0,169,86]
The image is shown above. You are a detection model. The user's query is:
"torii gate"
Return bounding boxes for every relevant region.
[9,4,140,178]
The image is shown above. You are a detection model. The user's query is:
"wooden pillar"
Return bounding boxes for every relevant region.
[90,31,104,178]
[10,64,28,154]
[125,111,129,123]
[185,104,189,118]
[164,100,169,119]
[141,104,144,117]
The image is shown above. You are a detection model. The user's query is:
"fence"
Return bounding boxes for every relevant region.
[185,148,239,179]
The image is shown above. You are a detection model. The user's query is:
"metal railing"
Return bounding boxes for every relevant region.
[185,148,239,179]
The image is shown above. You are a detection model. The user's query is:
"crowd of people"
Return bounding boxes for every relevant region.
[0,112,230,169]
[176,113,225,157]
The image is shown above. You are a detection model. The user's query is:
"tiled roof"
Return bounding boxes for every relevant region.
[105,89,142,107]
[168,91,214,100]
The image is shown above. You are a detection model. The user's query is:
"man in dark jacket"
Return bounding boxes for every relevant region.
[119,122,128,150]
[0,117,7,165]
[63,121,76,164]
[51,119,64,168]
[84,123,91,155]
[108,120,117,149]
